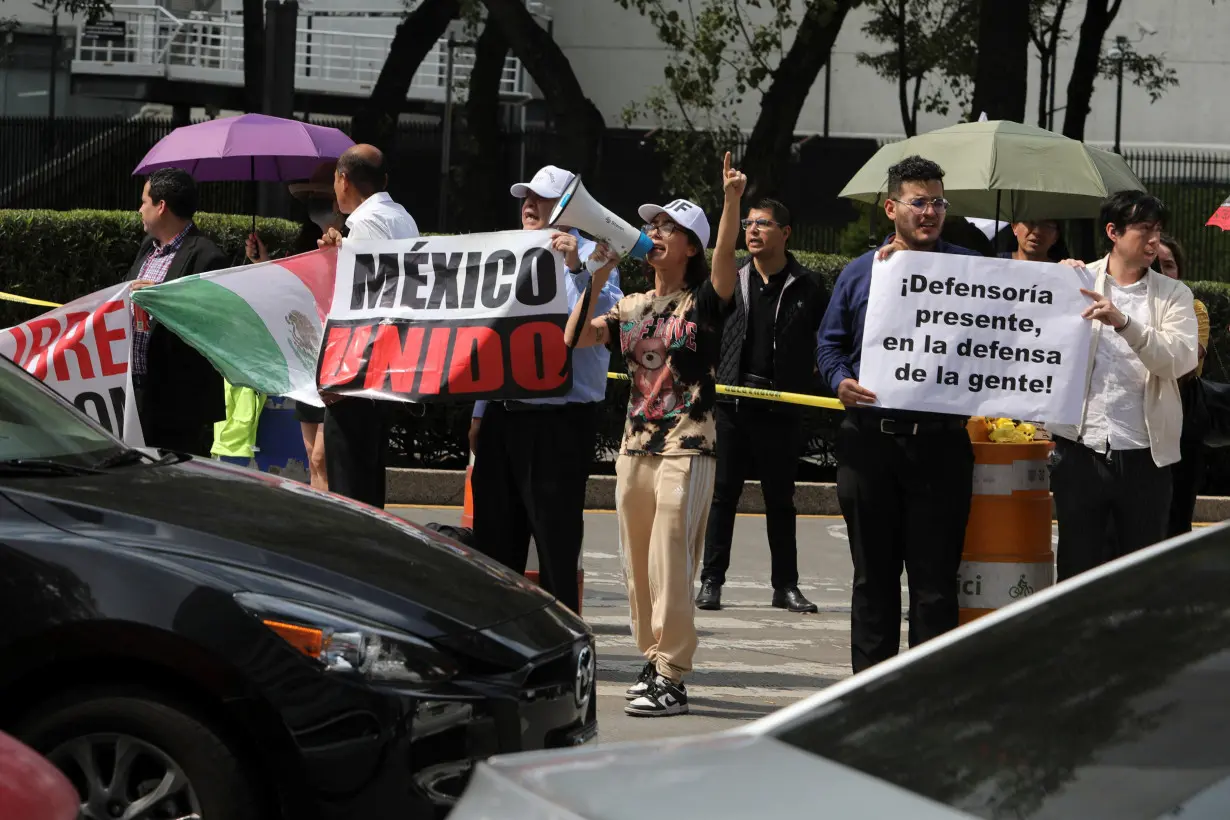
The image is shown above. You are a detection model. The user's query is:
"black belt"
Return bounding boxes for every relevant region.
[850,413,965,436]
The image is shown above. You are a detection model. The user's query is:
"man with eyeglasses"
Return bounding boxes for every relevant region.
[696,198,830,614]
[816,155,982,674]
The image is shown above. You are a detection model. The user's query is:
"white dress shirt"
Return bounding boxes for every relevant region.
[345,191,419,240]
[1079,278,1151,453]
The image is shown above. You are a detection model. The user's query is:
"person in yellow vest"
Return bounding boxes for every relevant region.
[1154,234,1209,536]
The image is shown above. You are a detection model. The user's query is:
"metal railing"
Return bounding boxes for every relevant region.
[72,5,532,100]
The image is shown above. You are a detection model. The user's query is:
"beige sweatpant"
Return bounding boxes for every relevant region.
[615,453,717,683]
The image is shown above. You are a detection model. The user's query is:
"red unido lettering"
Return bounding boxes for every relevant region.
[11,300,126,382]
[321,321,566,397]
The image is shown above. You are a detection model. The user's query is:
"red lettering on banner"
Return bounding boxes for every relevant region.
[49,312,93,381]
[365,324,426,392]
[509,322,567,392]
[91,301,128,377]
[24,317,62,380]
[319,325,373,388]
[447,327,503,394]
[7,326,27,367]
[417,327,452,396]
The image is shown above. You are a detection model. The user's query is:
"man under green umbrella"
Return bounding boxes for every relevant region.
[816,155,981,674]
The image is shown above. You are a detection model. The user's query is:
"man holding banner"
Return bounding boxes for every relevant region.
[1049,192,1197,580]
[468,165,623,615]
[128,169,229,455]
[816,156,981,674]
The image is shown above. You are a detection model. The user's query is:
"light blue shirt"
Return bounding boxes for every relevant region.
[473,228,623,418]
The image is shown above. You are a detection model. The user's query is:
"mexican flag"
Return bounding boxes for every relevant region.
[131,248,336,406]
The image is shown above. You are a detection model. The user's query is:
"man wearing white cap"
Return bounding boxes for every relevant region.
[468,165,623,615]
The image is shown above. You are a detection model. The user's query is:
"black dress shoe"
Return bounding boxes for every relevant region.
[772,586,818,613]
[696,580,722,610]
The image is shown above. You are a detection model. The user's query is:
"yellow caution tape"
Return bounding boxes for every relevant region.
[607,371,844,411]
[0,290,63,308]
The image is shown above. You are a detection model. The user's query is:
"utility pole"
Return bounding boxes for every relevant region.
[438,35,456,232]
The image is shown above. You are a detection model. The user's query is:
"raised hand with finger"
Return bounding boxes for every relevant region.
[722,151,747,200]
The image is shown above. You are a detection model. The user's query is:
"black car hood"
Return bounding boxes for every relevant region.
[0,457,558,638]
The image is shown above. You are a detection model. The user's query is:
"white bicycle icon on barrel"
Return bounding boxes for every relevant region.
[1008,575,1036,600]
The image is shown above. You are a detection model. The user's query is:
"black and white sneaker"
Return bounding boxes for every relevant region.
[625,674,688,717]
[625,661,656,700]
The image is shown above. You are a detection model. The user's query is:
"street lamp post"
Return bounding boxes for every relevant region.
[1108,35,1126,154]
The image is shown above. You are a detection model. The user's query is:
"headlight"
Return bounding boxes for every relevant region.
[234,592,458,686]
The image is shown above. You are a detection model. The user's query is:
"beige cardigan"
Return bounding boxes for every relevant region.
[1048,255,1198,468]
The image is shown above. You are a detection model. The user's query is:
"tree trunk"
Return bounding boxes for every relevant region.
[742,0,855,201]
[242,0,264,113]
[895,0,913,136]
[970,0,1030,121]
[351,0,460,150]
[482,0,606,178]
[1062,0,1122,139]
[457,21,509,232]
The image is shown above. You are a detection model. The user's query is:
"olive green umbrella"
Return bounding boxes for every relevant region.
[839,120,1146,221]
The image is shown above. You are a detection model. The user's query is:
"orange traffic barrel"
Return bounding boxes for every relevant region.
[959,435,1054,625]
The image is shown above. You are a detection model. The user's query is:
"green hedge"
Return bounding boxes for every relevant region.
[0,210,302,328]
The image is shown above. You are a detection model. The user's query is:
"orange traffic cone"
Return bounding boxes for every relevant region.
[461,452,474,529]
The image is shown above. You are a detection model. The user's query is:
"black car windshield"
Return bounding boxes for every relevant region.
[770,525,1230,820]
[0,356,126,466]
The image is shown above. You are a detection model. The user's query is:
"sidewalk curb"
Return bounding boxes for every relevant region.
[387,468,1230,523]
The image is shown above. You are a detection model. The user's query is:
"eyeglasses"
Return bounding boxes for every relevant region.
[893,197,950,213]
[643,222,678,237]
[741,218,782,230]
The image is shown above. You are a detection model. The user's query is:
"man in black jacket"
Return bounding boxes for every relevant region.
[696,198,830,613]
[128,168,228,455]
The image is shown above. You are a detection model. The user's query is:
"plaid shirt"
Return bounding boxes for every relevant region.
[131,222,192,381]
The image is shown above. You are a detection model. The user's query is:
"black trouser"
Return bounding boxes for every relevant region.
[835,414,973,674]
[1053,436,1171,581]
[1168,438,1206,538]
[134,387,214,457]
[471,401,597,614]
[701,401,803,590]
[323,397,389,508]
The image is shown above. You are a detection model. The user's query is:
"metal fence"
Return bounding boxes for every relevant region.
[2,116,1228,277]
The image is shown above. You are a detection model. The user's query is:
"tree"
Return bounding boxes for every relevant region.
[1098,35,1179,106]
[482,0,606,179]
[455,15,510,231]
[969,0,1029,122]
[1028,0,1070,129]
[351,0,461,150]
[617,0,857,208]
[856,0,978,136]
[243,0,264,114]
[1060,0,1121,139]
[741,0,859,201]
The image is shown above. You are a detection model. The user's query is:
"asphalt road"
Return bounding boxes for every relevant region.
[393,506,903,744]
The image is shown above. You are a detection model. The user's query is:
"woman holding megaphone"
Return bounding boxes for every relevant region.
[566,152,742,717]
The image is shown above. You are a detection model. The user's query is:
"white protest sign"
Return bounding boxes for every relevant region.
[0,283,144,445]
[858,251,1092,425]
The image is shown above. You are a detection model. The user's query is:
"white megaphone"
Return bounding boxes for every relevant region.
[548,175,655,272]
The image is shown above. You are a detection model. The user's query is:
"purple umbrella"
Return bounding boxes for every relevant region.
[133,113,354,182]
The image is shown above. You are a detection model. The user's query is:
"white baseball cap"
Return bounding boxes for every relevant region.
[510,165,575,200]
[638,199,711,249]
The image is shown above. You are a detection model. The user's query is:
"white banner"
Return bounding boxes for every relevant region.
[321,230,574,403]
[0,283,144,445]
[859,251,1092,425]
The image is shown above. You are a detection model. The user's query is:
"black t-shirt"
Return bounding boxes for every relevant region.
[740,266,789,380]
[602,280,733,456]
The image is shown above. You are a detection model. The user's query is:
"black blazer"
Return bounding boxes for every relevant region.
[126,226,230,429]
